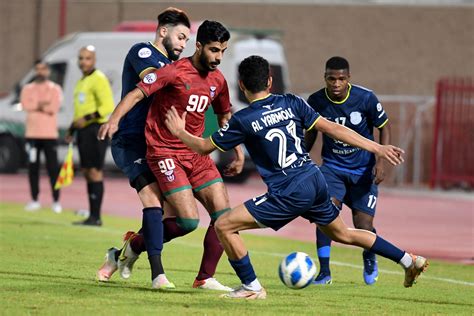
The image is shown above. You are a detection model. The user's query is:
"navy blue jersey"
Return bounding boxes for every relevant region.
[211,94,320,192]
[307,84,388,175]
[117,42,171,136]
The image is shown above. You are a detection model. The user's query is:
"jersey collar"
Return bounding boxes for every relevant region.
[81,68,96,79]
[250,93,272,105]
[325,83,351,104]
[149,41,169,60]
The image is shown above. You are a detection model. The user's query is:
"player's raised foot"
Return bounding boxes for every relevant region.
[193,277,233,291]
[312,271,332,285]
[25,201,41,212]
[363,257,379,285]
[152,274,176,290]
[404,254,429,288]
[97,247,119,281]
[220,285,267,300]
[117,231,140,279]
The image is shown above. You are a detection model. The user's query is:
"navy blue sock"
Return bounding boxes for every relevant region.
[369,235,404,263]
[316,227,332,275]
[229,253,257,285]
[142,207,164,257]
[363,228,377,261]
[142,207,164,279]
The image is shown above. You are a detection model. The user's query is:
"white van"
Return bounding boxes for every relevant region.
[0,30,290,179]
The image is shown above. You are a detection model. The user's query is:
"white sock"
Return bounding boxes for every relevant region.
[244,278,262,291]
[399,252,413,269]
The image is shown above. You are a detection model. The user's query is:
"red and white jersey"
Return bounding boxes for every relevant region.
[137,57,231,157]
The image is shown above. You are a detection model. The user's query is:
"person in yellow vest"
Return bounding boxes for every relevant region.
[66,45,114,226]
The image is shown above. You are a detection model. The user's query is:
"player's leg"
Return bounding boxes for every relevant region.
[214,202,267,299]
[306,167,428,288]
[189,155,233,291]
[353,210,378,284]
[25,139,41,211]
[193,180,232,291]
[97,134,141,281]
[137,179,175,289]
[149,155,201,241]
[97,134,173,288]
[43,139,61,213]
[313,164,345,284]
[217,179,312,300]
[318,216,429,287]
[349,173,379,285]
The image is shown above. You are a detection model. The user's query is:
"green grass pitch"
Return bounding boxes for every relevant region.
[1,202,473,315]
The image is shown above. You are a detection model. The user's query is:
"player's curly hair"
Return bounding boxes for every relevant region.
[157,7,190,29]
[325,56,350,71]
[238,55,270,93]
[196,20,230,45]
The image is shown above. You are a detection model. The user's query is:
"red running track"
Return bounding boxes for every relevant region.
[1,173,472,264]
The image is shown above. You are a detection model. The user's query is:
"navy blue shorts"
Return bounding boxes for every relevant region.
[244,166,339,231]
[111,133,154,185]
[320,164,378,216]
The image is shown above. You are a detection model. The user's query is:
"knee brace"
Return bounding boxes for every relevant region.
[176,217,199,232]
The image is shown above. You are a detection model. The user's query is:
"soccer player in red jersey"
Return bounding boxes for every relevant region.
[99,20,244,291]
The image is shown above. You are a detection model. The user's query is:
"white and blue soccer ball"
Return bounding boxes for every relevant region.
[278,252,317,289]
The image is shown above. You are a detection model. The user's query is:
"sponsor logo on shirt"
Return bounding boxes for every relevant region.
[185,83,191,90]
[143,73,157,84]
[138,47,152,58]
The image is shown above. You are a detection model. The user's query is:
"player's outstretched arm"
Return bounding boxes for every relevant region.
[315,117,404,166]
[98,88,145,140]
[165,106,216,155]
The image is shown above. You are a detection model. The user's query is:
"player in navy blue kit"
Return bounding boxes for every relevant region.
[97,8,191,289]
[306,56,390,285]
[164,55,428,299]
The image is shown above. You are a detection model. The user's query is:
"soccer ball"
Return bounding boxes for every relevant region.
[278,252,317,289]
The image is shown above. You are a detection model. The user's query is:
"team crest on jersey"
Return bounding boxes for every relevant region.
[350,111,362,125]
[143,73,157,84]
[138,47,152,58]
[210,86,216,97]
[164,170,175,182]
